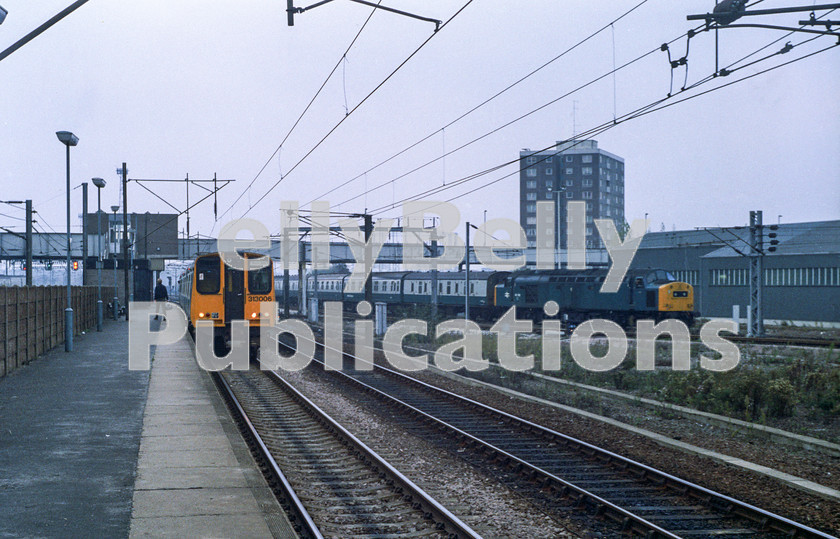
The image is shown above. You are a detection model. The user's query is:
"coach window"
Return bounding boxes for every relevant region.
[196,257,221,294]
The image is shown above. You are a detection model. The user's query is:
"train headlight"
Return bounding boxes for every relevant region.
[251,312,258,318]
[198,312,206,318]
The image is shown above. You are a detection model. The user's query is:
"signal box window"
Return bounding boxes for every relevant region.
[196,257,221,294]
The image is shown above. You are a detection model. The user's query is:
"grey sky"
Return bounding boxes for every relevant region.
[1,0,838,242]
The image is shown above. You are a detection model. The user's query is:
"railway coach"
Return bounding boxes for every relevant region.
[276,271,509,319]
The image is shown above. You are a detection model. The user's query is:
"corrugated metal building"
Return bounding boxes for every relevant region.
[630,220,840,324]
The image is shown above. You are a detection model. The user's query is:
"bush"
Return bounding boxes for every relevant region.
[765,378,797,417]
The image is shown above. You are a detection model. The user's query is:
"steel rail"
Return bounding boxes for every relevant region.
[310,358,680,538]
[212,372,322,539]
[299,331,836,539]
[261,367,481,539]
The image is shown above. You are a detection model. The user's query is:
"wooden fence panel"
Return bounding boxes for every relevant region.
[0,286,99,379]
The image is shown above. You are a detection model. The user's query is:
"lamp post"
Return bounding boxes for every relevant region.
[92,177,106,331]
[57,130,78,352]
[111,205,119,320]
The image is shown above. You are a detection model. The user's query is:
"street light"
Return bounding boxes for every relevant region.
[57,130,78,352]
[111,205,119,320]
[0,5,8,25]
[92,177,106,331]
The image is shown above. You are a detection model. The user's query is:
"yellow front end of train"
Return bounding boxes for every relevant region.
[179,253,275,346]
[658,281,694,313]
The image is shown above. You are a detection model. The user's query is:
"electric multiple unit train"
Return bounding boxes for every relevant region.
[178,252,275,350]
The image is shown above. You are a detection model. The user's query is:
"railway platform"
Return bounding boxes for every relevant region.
[0,319,147,537]
[0,316,294,538]
[129,329,294,537]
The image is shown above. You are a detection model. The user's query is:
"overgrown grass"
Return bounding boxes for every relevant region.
[409,330,839,423]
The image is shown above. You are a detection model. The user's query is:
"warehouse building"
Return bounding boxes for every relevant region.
[630,220,840,324]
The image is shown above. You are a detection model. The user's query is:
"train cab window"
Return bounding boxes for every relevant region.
[645,270,675,285]
[634,277,645,288]
[196,257,221,294]
[248,262,272,294]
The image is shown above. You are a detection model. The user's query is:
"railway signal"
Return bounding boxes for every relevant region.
[766,225,780,253]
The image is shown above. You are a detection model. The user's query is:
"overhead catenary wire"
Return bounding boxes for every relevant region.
[219,0,385,224]
[337,7,836,220]
[370,39,838,220]
[313,0,825,218]
[0,211,25,221]
[332,39,675,211]
[302,0,653,210]
[228,0,476,223]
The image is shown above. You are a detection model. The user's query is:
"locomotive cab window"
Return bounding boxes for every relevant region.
[196,257,221,294]
[645,270,675,285]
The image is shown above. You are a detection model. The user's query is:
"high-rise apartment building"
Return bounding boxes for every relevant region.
[519,140,625,249]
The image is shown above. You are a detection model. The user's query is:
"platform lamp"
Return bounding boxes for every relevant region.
[0,6,8,25]
[57,130,78,352]
[111,205,120,320]
[92,177,106,331]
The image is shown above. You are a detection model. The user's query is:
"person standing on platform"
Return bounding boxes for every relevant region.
[154,278,169,320]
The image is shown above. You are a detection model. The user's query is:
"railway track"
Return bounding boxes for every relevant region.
[299,336,835,538]
[285,309,839,349]
[725,334,839,348]
[212,368,479,539]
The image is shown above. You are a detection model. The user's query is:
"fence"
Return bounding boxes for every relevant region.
[0,286,98,378]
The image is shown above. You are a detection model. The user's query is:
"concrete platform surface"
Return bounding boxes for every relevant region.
[0,317,296,538]
[0,319,147,537]
[128,334,296,538]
